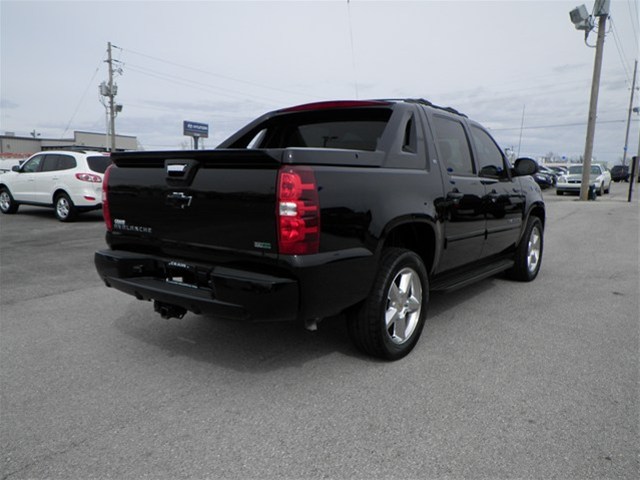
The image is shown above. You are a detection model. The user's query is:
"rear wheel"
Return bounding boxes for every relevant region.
[507,216,543,281]
[54,193,77,222]
[0,187,19,214]
[347,248,428,360]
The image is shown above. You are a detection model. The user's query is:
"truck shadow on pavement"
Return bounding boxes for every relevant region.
[113,304,357,372]
[112,278,498,372]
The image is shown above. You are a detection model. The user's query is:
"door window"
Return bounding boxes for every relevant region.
[21,155,45,173]
[431,116,474,175]
[470,126,507,179]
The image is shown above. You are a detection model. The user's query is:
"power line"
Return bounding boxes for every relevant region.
[124,64,286,108]
[346,0,359,98]
[490,118,636,131]
[60,59,103,138]
[627,0,639,45]
[124,100,257,119]
[120,47,321,101]
[609,17,633,85]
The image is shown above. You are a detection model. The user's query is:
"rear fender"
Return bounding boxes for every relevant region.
[377,216,440,277]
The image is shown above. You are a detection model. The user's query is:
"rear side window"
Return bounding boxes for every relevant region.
[234,108,392,151]
[402,115,417,153]
[57,155,76,170]
[87,156,112,173]
[41,155,59,172]
[431,116,474,175]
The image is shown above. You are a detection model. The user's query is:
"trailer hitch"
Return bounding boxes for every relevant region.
[154,301,187,319]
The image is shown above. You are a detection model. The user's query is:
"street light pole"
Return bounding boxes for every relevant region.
[579,13,607,201]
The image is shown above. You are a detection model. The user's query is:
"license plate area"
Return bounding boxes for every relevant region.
[162,261,210,290]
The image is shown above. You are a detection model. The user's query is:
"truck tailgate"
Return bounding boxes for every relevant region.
[106,150,281,257]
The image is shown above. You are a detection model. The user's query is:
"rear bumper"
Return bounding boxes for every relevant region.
[556,184,580,193]
[68,184,103,207]
[95,249,298,322]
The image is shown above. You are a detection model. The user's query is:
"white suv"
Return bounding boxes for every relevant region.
[0,150,111,221]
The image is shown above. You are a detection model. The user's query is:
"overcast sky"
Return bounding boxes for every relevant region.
[1,0,639,162]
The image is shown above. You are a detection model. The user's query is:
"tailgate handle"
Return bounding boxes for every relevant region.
[167,164,188,176]
[166,191,193,209]
[165,158,199,186]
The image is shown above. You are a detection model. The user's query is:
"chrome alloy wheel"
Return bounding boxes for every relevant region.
[527,225,542,274]
[385,267,422,345]
[56,196,70,219]
[0,191,11,212]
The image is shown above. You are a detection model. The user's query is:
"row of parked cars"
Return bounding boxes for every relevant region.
[528,161,638,196]
[0,149,637,222]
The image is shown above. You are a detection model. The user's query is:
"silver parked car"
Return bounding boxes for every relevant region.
[556,164,612,196]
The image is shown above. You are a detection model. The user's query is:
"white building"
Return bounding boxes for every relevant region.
[0,131,138,157]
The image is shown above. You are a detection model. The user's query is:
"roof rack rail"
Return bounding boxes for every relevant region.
[406,98,468,118]
[41,146,108,153]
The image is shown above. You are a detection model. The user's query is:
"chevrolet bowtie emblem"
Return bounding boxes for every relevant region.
[166,191,193,209]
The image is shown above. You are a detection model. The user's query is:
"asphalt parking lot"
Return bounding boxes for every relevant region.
[1,182,638,479]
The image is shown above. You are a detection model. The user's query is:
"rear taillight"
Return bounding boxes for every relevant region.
[276,166,320,255]
[75,173,102,183]
[102,165,113,231]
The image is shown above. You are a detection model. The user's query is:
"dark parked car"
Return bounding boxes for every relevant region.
[532,167,555,189]
[610,165,630,182]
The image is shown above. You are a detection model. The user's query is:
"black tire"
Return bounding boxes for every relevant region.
[0,187,19,214]
[347,248,428,360]
[556,190,563,196]
[597,183,604,196]
[54,193,77,222]
[507,216,543,282]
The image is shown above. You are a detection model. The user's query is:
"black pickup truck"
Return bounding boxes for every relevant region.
[95,99,545,360]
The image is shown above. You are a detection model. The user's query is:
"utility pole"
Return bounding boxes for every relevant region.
[622,60,638,167]
[579,12,607,201]
[99,42,122,152]
[107,42,117,152]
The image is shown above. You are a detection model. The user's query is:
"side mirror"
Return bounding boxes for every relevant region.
[11,165,20,172]
[513,157,539,177]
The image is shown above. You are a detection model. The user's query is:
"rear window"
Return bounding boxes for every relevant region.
[87,156,112,173]
[237,108,392,151]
